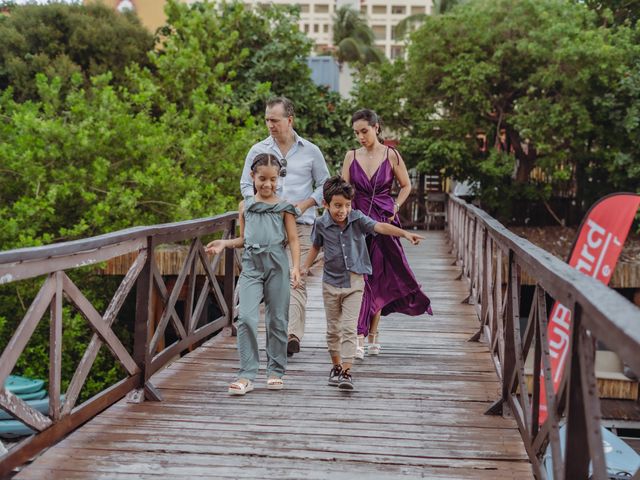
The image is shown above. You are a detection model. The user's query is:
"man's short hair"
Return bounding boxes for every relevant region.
[323,175,354,204]
[266,96,295,117]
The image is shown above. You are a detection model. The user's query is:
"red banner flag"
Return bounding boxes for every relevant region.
[539,193,640,425]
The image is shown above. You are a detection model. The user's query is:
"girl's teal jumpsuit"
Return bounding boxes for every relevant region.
[236,197,299,381]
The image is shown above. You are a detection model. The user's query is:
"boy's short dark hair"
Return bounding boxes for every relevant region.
[323,175,354,204]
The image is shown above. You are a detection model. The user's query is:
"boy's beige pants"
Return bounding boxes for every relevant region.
[322,272,365,363]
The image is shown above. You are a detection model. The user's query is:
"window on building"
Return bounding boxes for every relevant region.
[411,6,426,15]
[314,23,319,33]
[372,5,386,14]
[391,46,405,59]
[372,25,386,40]
[304,24,310,33]
[360,5,366,14]
[314,4,329,13]
[299,4,309,13]
[391,5,406,15]
[323,24,329,33]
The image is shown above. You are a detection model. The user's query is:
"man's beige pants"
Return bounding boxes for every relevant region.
[287,224,312,341]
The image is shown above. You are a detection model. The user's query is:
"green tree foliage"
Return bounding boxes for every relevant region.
[0,2,154,102]
[355,0,640,219]
[0,0,354,400]
[144,0,353,168]
[395,0,467,39]
[582,0,640,26]
[332,6,385,66]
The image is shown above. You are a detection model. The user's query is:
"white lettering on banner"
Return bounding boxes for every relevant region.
[548,304,572,383]
[586,219,605,248]
[574,219,618,280]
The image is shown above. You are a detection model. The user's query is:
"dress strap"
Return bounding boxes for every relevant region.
[387,145,401,171]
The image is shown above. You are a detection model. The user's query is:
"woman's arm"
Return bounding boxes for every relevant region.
[390,149,411,219]
[205,201,245,254]
[284,212,301,288]
[341,150,354,183]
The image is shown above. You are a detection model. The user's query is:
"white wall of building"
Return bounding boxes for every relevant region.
[360,1,431,59]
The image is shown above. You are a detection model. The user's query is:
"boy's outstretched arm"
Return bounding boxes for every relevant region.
[373,222,425,245]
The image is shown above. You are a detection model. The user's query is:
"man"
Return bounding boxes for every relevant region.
[240,96,330,357]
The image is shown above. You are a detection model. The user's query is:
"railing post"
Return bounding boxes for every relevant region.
[564,303,607,480]
[130,236,161,402]
[224,218,237,330]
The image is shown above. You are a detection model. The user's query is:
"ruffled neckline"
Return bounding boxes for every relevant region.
[245,197,300,216]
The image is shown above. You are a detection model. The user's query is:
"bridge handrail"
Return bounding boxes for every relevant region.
[0,212,240,476]
[447,194,640,480]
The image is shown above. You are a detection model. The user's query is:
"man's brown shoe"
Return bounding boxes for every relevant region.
[287,336,300,357]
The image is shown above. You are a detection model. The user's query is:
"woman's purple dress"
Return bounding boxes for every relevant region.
[350,148,433,337]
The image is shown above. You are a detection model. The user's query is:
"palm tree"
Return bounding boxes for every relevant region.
[332,6,385,67]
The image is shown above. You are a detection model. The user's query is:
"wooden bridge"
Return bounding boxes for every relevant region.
[0,196,639,479]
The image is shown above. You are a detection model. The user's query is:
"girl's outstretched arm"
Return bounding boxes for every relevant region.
[206,201,245,255]
[284,212,301,288]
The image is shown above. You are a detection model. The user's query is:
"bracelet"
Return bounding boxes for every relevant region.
[394,202,400,212]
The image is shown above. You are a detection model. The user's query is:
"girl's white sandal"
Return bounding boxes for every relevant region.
[355,334,365,360]
[228,379,254,395]
[267,377,284,390]
[368,332,381,355]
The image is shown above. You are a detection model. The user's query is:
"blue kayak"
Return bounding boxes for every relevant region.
[4,375,45,395]
[0,420,36,439]
[543,424,640,478]
[16,389,47,401]
[0,396,64,421]
[0,395,66,438]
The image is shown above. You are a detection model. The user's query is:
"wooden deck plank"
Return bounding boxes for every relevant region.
[15,231,533,479]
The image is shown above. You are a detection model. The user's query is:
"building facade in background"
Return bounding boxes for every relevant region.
[104,0,431,60]
[241,0,431,59]
[358,0,430,59]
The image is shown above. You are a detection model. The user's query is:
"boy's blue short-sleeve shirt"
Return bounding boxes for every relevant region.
[311,209,377,288]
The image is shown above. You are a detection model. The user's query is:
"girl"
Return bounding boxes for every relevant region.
[206,153,300,395]
[341,109,433,359]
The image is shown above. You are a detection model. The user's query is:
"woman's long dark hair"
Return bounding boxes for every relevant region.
[351,108,384,143]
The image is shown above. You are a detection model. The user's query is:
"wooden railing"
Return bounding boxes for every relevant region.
[393,172,446,230]
[447,195,640,479]
[0,213,240,476]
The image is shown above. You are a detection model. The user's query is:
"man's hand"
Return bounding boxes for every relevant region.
[404,232,425,245]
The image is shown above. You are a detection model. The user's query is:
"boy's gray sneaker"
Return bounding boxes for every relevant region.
[338,369,354,391]
[328,365,342,386]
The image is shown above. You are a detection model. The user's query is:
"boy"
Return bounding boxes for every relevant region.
[301,176,424,391]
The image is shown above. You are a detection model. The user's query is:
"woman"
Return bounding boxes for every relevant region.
[341,109,433,359]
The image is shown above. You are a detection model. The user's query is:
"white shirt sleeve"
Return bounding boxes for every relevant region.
[240,146,258,199]
[310,145,330,206]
